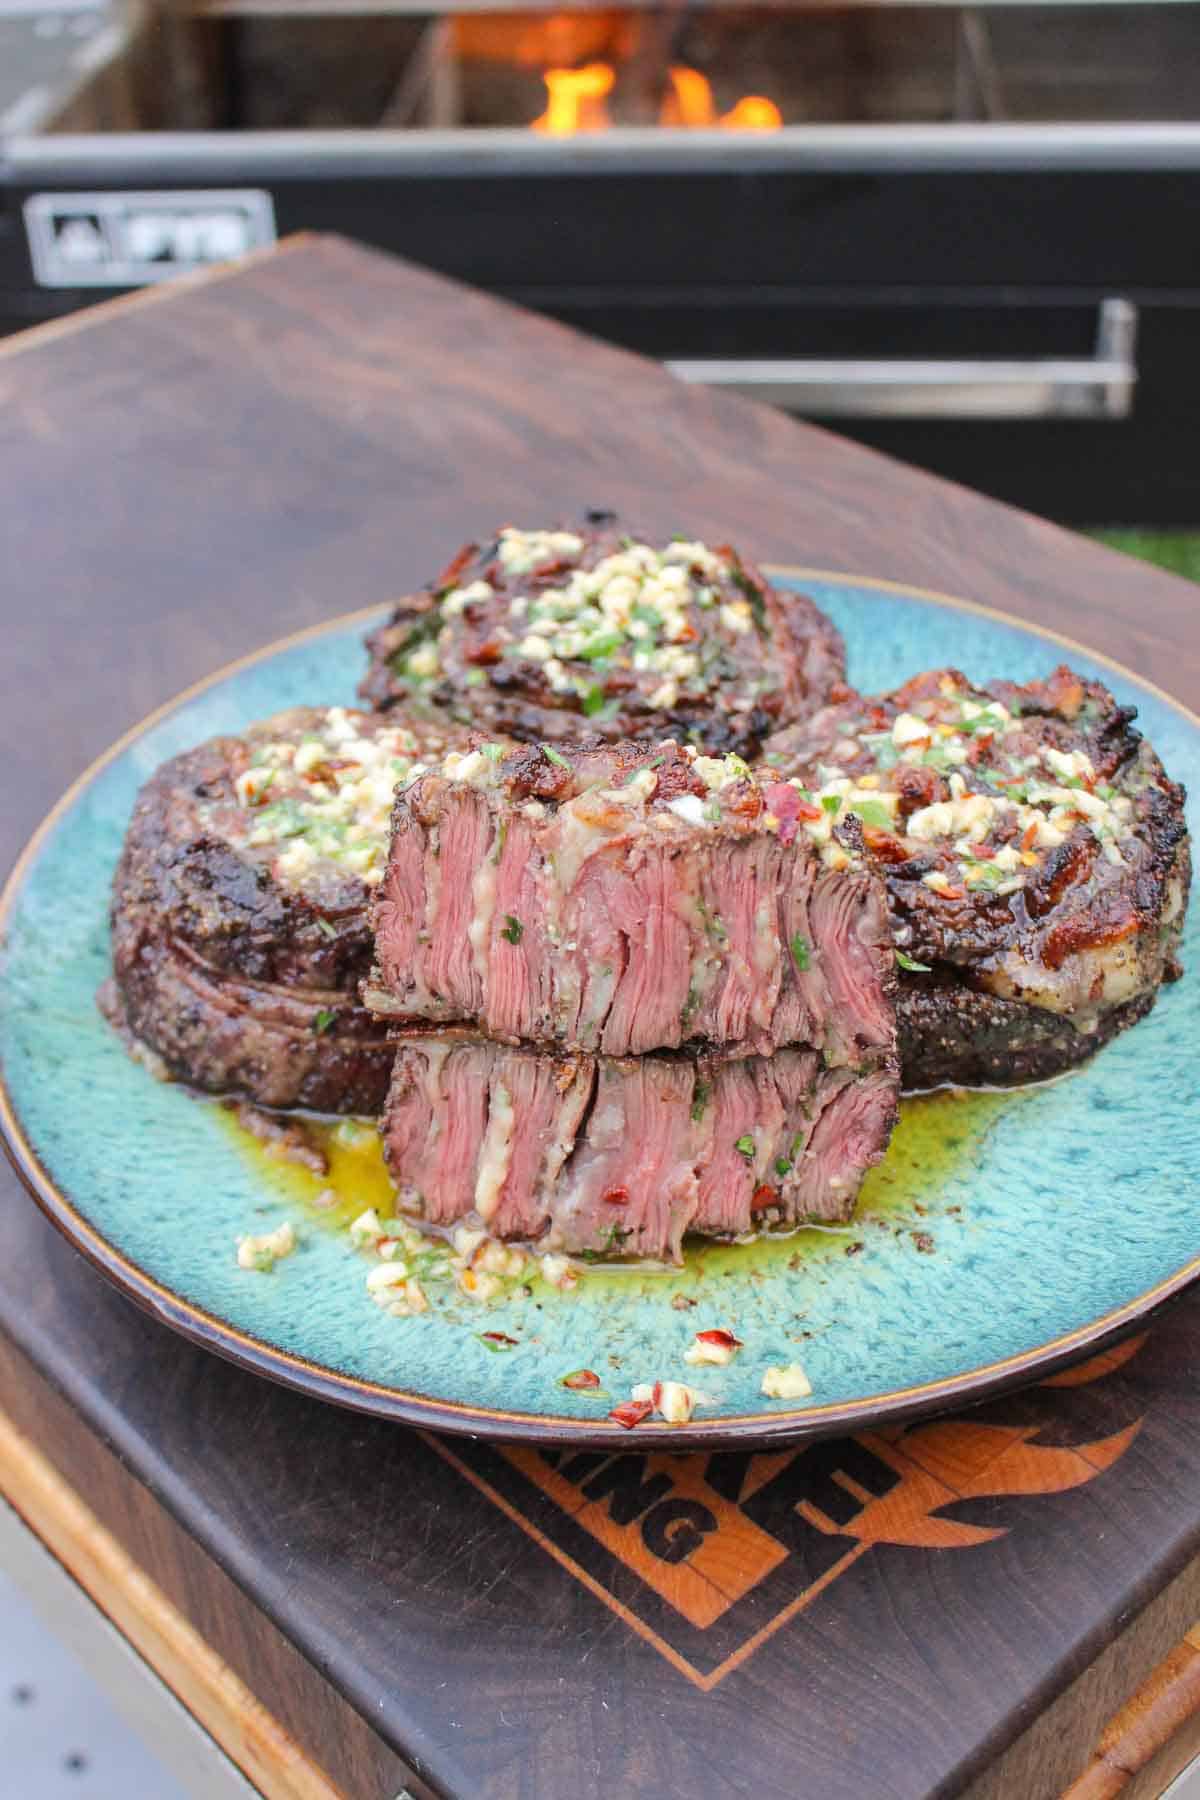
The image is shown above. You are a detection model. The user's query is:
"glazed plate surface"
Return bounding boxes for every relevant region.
[1,572,1197,1447]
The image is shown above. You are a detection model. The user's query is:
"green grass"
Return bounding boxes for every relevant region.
[1088,530,1200,585]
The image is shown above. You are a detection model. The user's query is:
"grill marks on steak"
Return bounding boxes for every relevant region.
[359,522,846,758]
[367,739,896,1063]
[762,665,1191,1088]
[382,1034,899,1263]
[105,705,465,1111]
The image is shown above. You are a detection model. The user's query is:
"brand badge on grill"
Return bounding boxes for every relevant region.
[24,190,277,288]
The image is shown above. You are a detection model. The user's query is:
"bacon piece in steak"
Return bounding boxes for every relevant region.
[359,522,845,759]
[103,704,469,1111]
[365,738,896,1064]
[760,665,1191,1088]
[381,1032,899,1263]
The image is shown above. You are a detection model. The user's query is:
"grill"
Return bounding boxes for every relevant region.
[4,0,1199,522]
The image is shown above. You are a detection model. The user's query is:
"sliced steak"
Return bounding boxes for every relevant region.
[366,738,896,1063]
[360,522,846,758]
[382,1031,899,1263]
[105,704,468,1110]
[761,665,1191,1088]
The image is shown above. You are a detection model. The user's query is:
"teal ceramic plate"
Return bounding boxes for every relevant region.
[1,571,1197,1447]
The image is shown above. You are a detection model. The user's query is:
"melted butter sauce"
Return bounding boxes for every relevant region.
[214,1110,396,1227]
[215,1086,1023,1293]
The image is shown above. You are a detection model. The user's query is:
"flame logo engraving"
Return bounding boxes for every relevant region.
[429,1336,1147,1688]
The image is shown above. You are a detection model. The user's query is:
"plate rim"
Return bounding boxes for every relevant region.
[1,565,1196,1448]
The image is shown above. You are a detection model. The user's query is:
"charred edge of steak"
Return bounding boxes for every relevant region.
[758,664,1191,1086]
[109,703,467,990]
[380,1032,900,1264]
[896,973,1159,1091]
[359,522,846,758]
[367,738,897,1063]
[101,929,397,1114]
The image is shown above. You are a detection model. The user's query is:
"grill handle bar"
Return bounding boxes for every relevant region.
[665,297,1137,420]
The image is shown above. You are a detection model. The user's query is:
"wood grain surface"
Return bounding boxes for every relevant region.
[1,235,1199,1800]
[0,1402,353,1800]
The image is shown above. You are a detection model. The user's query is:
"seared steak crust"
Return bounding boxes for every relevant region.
[105,704,465,1110]
[762,665,1190,1088]
[895,977,1158,1092]
[360,522,846,757]
[382,1031,899,1263]
[367,738,897,1063]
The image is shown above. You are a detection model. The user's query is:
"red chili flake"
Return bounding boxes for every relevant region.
[464,638,504,666]
[481,1331,519,1346]
[938,883,966,900]
[651,1382,664,1410]
[750,1184,777,1212]
[609,1399,654,1430]
[561,1368,601,1390]
[968,842,995,859]
[794,799,823,822]
[602,1186,630,1207]
[1021,821,1039,851]
[695,1328,744,1351]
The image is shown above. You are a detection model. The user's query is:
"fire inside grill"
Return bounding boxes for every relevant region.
[531,63,781,133]
[453,12,784,132]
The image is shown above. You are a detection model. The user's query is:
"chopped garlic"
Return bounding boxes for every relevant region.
[540,1253,578,1290]
[1044,745,1095,781]
[367,1261,409,1293]
[452,1224,488,1261]
[349,1208,383,1249]
[667,794,707,825]
[761,1361,812,1400]
[684,1332,741,1367]
[456,1267,503,1301]
[657,1381,703,1424]
[892,712,932,747]
[236,1221,296,1271]
[442,578,493,616]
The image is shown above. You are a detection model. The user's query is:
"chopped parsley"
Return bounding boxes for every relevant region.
[315,917,338,941]
[847,799,895,832]
[691,1082,711,1122]
[734,1134,756,1160]
[820,794,841,815]
[541,745,570,769]
[578,630,624,662]
[312,1009,336,1035]
[775,1157,793,1177]
[501,915,524,945]
[966,863,1010,891]
[582,684,607,717]
[790,934,811,972]
[895,950,931,973]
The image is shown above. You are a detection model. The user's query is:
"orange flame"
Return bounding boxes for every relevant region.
[531,59,783,135]
[531,62,615,135]
[798,1419,1144,1551]
[720,93,784,131]
[663,67,782,131]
